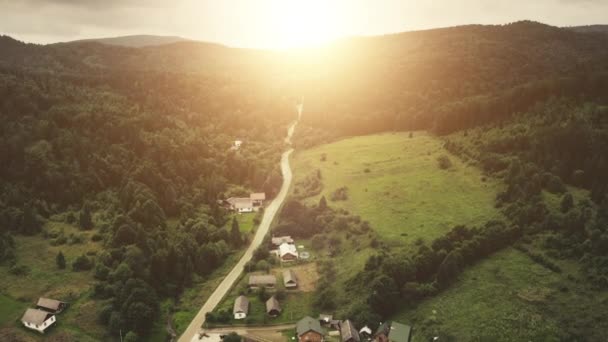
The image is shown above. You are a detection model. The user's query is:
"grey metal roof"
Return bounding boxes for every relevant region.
[283,269,297,286]
[265,296,281,314]
[22,308,52,325]
[297,316,323,336]
[248,274,277,286]
[233,295,249,314]
[340,320,360,342]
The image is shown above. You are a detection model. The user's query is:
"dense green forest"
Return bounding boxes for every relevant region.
[296,21,608,138]
[0,35,295,339]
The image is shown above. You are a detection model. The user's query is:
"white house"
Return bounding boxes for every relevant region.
[21,308,56,334]
[226,197,254,213]
[234,140,243,149]
[233,295,249,320]
[279,242,299,262]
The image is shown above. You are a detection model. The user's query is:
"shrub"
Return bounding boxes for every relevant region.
[437,155,453,170]
[9,264,30,276]
[330,187,349,201]
[72,254,94,271]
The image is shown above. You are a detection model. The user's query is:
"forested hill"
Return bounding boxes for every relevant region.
[297,21,608,136]
[0,35,295,339]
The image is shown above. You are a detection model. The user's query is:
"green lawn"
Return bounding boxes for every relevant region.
[0,294,25,327]
[394,248,564,341]
[292,132,502,244]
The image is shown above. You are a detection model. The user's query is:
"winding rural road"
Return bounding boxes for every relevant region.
[179,104,302,342]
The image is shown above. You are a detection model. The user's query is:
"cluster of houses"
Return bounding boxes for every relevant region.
[221,193,266,213]
[295,316,412,342]
[20,297,67,334]
[233,269,299,320]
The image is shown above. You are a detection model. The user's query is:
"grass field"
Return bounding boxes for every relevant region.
[0,221,106,341]
[291,132,502,245]
[394,248,566,341]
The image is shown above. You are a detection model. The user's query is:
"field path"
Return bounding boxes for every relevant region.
[179,104,302,342]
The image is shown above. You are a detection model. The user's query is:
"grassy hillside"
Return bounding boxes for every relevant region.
[292,132,502,244]
[0,221,105,341]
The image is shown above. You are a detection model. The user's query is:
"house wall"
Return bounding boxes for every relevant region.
[23,315,56,334]
[234,312,246,320]
[299,331,323,342]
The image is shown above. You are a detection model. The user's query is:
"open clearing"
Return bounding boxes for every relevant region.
[292,132,502,244]
[0,221,105,341]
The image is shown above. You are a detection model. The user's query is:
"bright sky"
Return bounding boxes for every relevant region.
[1,0,607,48]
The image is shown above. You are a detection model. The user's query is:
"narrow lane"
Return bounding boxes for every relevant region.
[179,104,302,342]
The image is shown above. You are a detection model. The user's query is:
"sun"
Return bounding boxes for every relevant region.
[271,0,341,49]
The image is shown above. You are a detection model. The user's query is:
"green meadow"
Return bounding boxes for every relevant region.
[292,132,502,244]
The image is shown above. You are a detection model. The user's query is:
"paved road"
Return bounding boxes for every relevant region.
[179,104,302,342]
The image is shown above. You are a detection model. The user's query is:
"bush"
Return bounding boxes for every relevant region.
[330,187,349,201]
[72,254,94,271]
[9,264,30,276]
[437,155,453,170]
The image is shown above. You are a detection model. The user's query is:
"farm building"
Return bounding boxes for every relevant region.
[233,295,249,320]
[279,243,299,261]
[36,297,66,314]
[374,321,412,342]
[283,269,298,288]
[251,193,266,207]
[319,314,333,325]
[21,308,56,334]
[271,235,294,247]
[265,296,281,317]
[340,320,360,342]
[248,274,277,288]
[297,316,324,342]
[226,197,254,213]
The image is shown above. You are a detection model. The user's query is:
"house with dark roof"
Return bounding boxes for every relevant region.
[233,295,249,319]
[340,320,360,342]
[265,296,281,317]
[21,308,56,334]
[36,297,66,314]
[297,316,324,342]
[373,321,412,342]
[248,274,277,289]
[283,269,297,288]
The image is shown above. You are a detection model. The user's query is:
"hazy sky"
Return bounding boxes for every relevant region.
[1,0,607,48]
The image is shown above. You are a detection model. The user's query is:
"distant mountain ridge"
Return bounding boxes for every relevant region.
[565,25,608,34]
[67,34,190,47]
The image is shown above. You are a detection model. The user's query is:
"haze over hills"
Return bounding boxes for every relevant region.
[566,25,608,34]
[67,34,190,47]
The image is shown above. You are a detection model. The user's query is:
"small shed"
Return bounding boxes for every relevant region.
[21,308,56,334]
[250,193,266,206]
[233,295,249,320]
[265,296,281,317]
[248,274,277,288]
[271,235,294,247]
[36,297,66,314]
[283,269,297,288]
[340,320,360,342]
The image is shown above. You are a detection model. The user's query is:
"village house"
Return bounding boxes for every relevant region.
[271,235,294,247]
[248,274,277,289]
[279,242,299,262]
[36,297,66,314]
[225,193,267,213]
[283,269,298,288]
[373,321,412,342]
[21,308,56,334]
[340,320,361,342]
[297,316,324,342]
[265,296,281,317]
[359,326,373,339]
[233,295,249,320]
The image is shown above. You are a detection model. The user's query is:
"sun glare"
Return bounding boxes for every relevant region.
[271,0,341,49]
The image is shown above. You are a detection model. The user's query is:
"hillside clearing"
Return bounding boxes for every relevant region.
[292,132,502,244]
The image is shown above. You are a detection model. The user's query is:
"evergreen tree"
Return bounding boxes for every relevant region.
[560,193,574,213]
[79,203,93,230]
[56,251,66,269]
[318,196,328,211]
[21,204,41,235]
[231,217,241,246]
